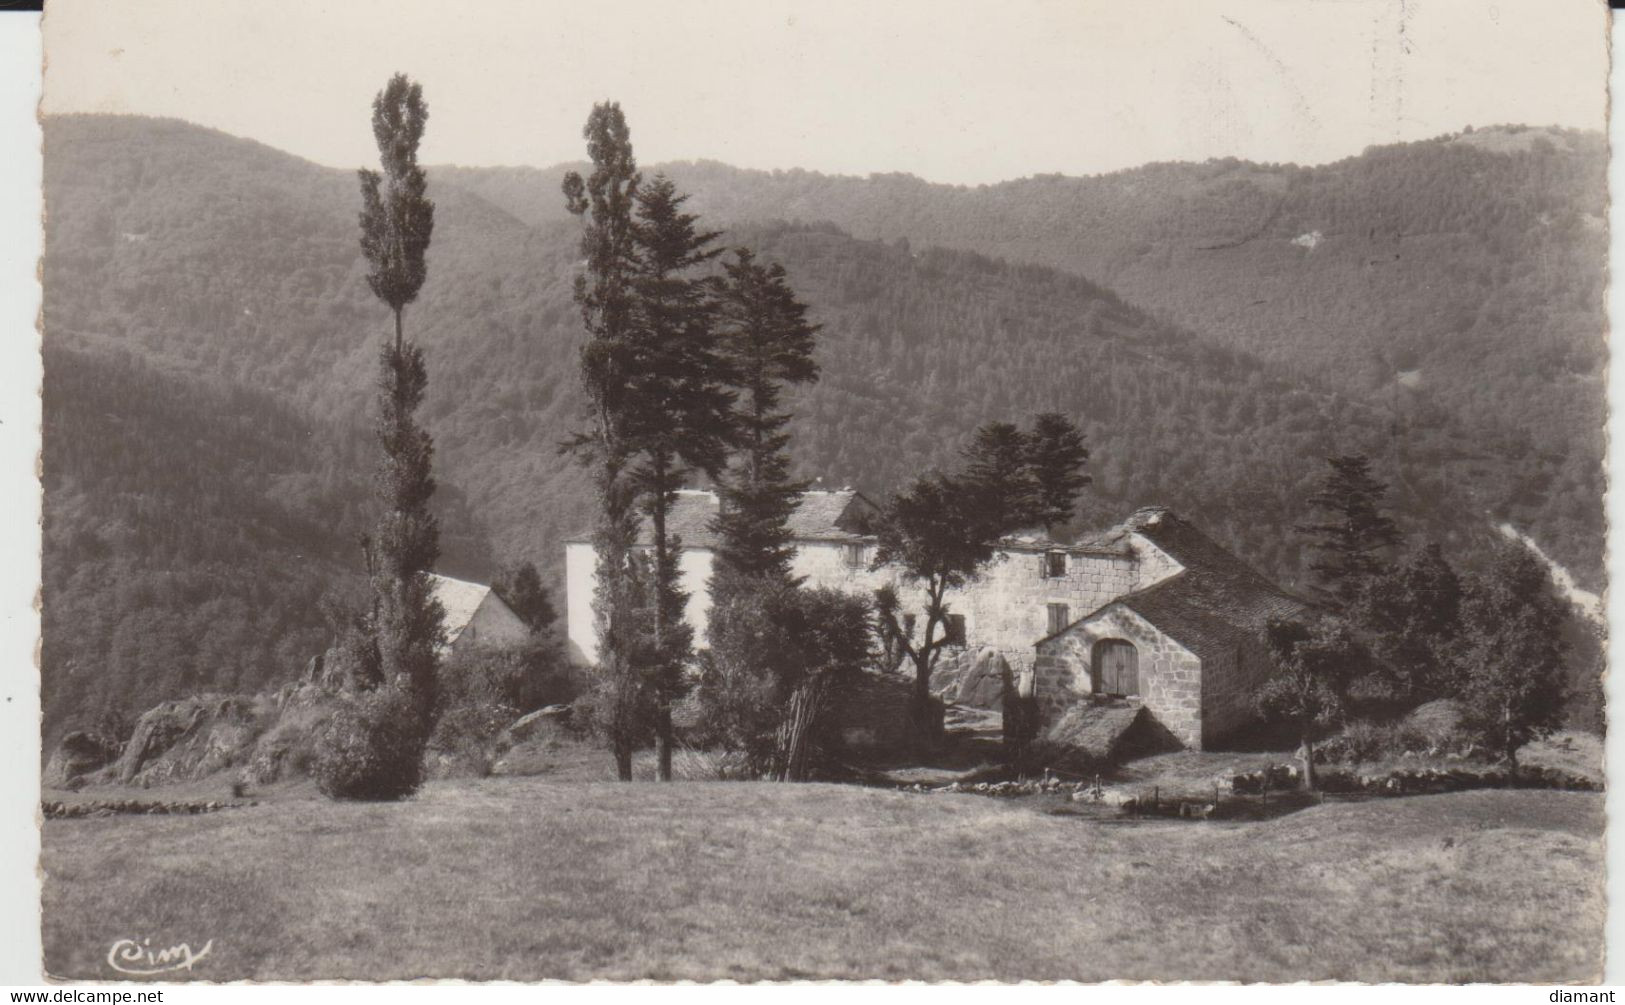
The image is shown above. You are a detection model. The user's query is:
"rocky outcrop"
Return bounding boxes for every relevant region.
[43,731,120,790]
[240,684,339,785]
[933,647,1013,709]
[111,694,264,785]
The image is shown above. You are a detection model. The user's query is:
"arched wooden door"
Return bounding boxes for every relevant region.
[1092,639,1139,697]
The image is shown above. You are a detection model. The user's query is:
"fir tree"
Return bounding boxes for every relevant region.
[493,561,557,634]
[960,421,1037,533]
[562,102,647,781]
[710,247,820,587]
[1025,412,1091,532]
[626,175,734,781]
[1297,454,1402,609]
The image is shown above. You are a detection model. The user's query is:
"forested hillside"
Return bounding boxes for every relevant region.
[441,126,1607,586]
[39,344,493,744]
[41,114,1604,737]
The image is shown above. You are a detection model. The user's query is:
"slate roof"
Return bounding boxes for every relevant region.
[1038,508,1311,660]
[565,489,879,548]
[430,573,495,643]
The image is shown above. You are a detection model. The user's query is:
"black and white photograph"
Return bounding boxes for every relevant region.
[18,0,1615,985]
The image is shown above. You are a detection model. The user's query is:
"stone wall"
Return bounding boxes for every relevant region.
[1033,605,1204,749]
[1200,634,1273,743]
[449,594,533,658]
[568,534,1189,683]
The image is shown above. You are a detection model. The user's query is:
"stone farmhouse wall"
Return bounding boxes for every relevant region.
[449,595,532,658]
[569,532,1188,679]
[1033,604,1203,748]
[1200,634,1276,741]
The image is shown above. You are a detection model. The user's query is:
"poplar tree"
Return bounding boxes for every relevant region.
[356,73,443,734]
[562,102,649,780]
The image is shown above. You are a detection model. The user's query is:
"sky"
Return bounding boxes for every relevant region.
[40,0,1613,186]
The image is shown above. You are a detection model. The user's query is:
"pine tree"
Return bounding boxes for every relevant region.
[697,248,828,776]
[1025,412,1091,532]
[1297,454,1402,609]
[355,73,443,737]
[493,561,557,634]
[960,421,1037,533]
[626,175,734,781]
[710,247,820,587]
[562,102,647,781]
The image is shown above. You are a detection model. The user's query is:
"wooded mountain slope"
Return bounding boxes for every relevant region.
[442,125,1607,578]
[41,114,1604,736]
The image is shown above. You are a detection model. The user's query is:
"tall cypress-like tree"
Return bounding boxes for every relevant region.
[562,102,648,781]
[1296,454,1402,610]
[356,73,443,734]
[710,247,820,587]
[626,176,734,782]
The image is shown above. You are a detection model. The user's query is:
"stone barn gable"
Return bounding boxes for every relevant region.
[1033,509,1310,749]
[430,573,532,657]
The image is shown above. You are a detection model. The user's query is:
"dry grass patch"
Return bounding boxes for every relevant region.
[42,778,1602,983]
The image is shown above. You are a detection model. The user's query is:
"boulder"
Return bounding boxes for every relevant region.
[43,731,118,790]
[505,704,574,745]
[937,647,1010,709]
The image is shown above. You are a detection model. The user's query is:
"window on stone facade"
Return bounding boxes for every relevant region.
[902,613,917,639]
[843,542,866,568]
[1046,603,1069,636]
[943,613,967,647]
[1043,550,1068,578]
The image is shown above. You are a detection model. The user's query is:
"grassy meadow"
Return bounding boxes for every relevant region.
[42,774,1603,983]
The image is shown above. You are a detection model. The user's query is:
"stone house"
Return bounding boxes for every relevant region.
[430,573,531,658]
[564,492,1307,750]
[1031,509,1310,748]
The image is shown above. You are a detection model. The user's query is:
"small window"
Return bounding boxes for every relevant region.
[1046,603,1070,636]
[902,613,917,639]
[843,542,866,568]
[943,614,967,648]
[1044,550,1068,578]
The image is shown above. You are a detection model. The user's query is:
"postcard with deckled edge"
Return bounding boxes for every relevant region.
[29,0,1612,984]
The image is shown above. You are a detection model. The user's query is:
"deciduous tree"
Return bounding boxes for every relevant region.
[338,73,444,800]
[1454,545,1569,770]
[562,102,648,780]
[1257,617,1368,790]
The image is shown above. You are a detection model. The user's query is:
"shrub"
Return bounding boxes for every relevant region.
[427,698,518,779]
[311,686,426,800]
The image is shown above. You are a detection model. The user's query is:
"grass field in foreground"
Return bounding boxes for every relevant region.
[42,780,1602,983]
